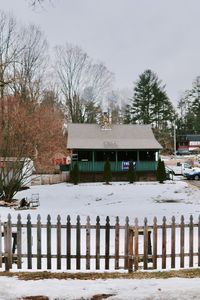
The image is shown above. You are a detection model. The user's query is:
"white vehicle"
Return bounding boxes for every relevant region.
[166,162,192,175]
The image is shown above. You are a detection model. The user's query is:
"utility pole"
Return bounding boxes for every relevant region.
[174,122,176,157]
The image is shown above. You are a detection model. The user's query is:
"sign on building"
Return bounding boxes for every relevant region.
[122,161,136,171]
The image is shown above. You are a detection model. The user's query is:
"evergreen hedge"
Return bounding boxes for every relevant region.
[127,161,136,183]
[70,163,80,185]
[103,160,112,184]
[156,158,166,183]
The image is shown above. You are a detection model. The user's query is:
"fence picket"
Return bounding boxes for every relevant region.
[96,216,100,270]
[134,218,139,271]
[37,215,42,269]
[153,217,157,269]
[76,215,81,270]
[17,214,22,269]
[124,216,129,269]
[105,216,110,270]
[128,226,133,273]
[115,216,120,270]
[171,216,176,268]
[67,215,71,270]
[143,217,148,270]
[180,215,185,268]
[27,214,32,269]
[189,215,193,267]
[47,215,51,269]
[0,217,2,268]
[57,215,61,270]
[86,216,90,270]
[198,215,200,267]
[162,216,166,269]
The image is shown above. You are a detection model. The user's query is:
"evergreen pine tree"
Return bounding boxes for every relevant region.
[70,163,80,185]
[127,161,136,183]
[103,159,112,184]
[156,159,166,183]
[177,76,200,135]
[122,104,132,124]
[130,69,175,127]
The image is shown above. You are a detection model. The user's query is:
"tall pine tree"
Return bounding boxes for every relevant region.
[130,69,175,128]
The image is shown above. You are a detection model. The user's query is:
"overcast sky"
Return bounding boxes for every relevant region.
[1,0,200,105]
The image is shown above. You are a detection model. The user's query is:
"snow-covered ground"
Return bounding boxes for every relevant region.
[1,276,200,300]
[1,179,200,224]
[1,179,200,299]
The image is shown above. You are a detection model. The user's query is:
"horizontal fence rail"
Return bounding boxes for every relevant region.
[0,214,200,272]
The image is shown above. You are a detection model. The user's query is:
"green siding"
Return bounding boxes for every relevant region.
[71,161,157,172]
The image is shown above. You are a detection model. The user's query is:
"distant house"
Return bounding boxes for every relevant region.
[178,134,200,153]
[66,123,162,181]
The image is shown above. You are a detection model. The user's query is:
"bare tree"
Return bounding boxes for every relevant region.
[0,96,66,201]
[0,11,23,98]
[0,97,35,201]
[54,43,113,123]
[12,24,48,102]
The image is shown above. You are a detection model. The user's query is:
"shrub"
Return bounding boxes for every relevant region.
[70,163,80,185]
[156,159,166,183]
[103,160,112,184]
[127,161,136,183]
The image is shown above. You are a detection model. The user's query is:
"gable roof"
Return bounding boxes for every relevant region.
[67,123,162,150]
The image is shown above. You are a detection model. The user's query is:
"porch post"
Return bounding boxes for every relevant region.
[137,150,140,161]
[92,151,95,172]
[137,150,140,171]
[115,151,118,172]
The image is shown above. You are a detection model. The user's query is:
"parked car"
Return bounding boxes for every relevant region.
[176,150,191,156]
[184,169,200,180]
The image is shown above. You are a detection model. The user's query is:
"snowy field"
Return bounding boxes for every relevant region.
[1,179,200,299]
[1,179,200,224]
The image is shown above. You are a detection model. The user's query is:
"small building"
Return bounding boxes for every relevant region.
[66,123,162,181]
[177,134,200,153]
[0,157,34,188]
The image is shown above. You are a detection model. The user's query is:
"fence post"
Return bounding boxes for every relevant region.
[124,216,129,269]
[17,214,22,269]
[4,214,12,271]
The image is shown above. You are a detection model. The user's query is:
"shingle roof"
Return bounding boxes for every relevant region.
[67,123,162,150]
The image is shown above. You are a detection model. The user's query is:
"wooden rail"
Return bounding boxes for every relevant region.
[0,214,200,272]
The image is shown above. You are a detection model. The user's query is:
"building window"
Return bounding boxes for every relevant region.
[139,151,155,161]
